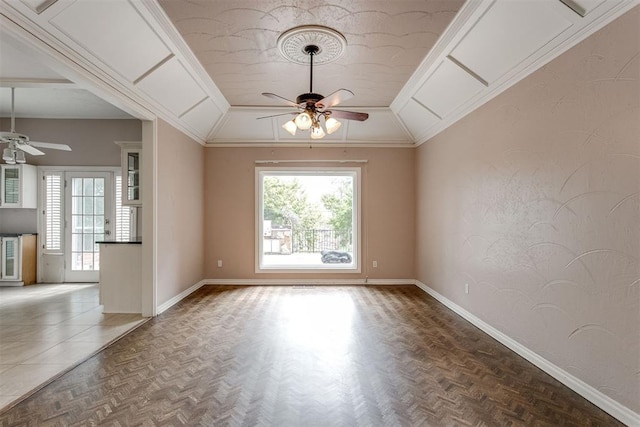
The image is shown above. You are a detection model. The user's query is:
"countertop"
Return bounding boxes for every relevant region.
[0,233,37,237]
[96,239,142,245]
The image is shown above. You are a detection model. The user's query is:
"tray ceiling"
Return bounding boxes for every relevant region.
[0,0,636,145]
[158,0,465,108]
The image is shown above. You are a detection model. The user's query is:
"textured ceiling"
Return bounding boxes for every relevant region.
[159,0,464,108]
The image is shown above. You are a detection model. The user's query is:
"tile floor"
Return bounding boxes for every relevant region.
[0,283,147,410]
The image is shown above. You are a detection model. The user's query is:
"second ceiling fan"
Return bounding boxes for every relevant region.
[261,44,368,139]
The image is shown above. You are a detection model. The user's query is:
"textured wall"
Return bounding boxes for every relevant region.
[204,147,415,280]
[0,118,141,166]
[156,119,205,305]
[415,8,639,412]
[0,209,36,234]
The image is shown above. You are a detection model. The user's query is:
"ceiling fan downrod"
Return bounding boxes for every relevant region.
[304,44,319,94]
[10,87,16,134]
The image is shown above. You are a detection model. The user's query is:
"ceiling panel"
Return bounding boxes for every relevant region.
[0,34,65,81]
[213,109,276,141]
[180,98,223,139]
[158,0,465,108]
[449,0,573,84]
[413,58,486,119]
[346,110,409,142]
[136,56,207,117]
[397,98,440,141]
[49,0,171,82]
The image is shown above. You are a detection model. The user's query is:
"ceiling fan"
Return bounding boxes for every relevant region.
[259,44,369,139]
[1,87,72,164]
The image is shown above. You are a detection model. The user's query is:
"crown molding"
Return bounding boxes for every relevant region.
[205,142,415,149]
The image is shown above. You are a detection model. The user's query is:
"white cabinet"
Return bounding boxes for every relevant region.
[1,237,20,281]
[0,235,37,285]
[117,142,142,206]
[0,164,37,208]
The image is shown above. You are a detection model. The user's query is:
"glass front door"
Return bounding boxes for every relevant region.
[64,172,112,282]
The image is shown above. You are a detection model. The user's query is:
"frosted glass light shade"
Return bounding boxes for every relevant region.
[2,148,13,162]
[325,117,341,134]
[310,125,326,139]
[294,112,312,130]
[15,150,26,164]
[282,120,297,136]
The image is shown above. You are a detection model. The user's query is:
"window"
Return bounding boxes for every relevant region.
[43,172,63,253]
[115,175,131,242]
[256,167,360,272]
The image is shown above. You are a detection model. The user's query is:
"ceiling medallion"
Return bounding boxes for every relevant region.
[277,25,347,65]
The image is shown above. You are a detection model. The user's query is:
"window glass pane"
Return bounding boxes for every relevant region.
[95,197,104,215]
[72,215,83,233]
[72,197,82,214]
[95,216,105,233]
[83,216,94,232]
[72,252,83,270]
[83,178,94,196]
[72,178,83,196]
[83,197,93,215]
[258,170,358,271]
[72,234,83,252]
[95,179,105,197]
[83,234,94,252]
[83,253,94,270]
[4,168,19,204]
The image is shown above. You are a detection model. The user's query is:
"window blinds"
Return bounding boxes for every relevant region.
[43,172,63,252]
[115,175,130,242]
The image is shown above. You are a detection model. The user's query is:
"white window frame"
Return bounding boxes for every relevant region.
[255,167,361,273]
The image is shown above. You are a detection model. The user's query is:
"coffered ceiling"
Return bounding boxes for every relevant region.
[0,0,637,146]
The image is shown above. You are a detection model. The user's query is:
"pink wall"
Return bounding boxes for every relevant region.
[156,119,205,305]
[204,147,415,281]
[415,8,639,412]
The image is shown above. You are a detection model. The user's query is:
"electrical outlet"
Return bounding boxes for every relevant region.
[217,260,223,268]
[373,260,378,268]
[465,283,469,294]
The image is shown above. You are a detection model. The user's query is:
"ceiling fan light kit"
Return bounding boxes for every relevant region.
[261,25,369,141]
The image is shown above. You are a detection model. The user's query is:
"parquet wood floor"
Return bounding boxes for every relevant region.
[0,286,622,426]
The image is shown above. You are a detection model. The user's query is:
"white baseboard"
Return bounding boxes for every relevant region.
[157,279,207,315]
[413,280,640,426]
[204,278,414,286]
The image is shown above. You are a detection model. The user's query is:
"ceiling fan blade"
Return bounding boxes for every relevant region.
[15,144,45,156]
[262,93,300,108]
[256,112,298,120]
[316,89,354,111]
[29,141,72,151]
[328,110,369,121]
